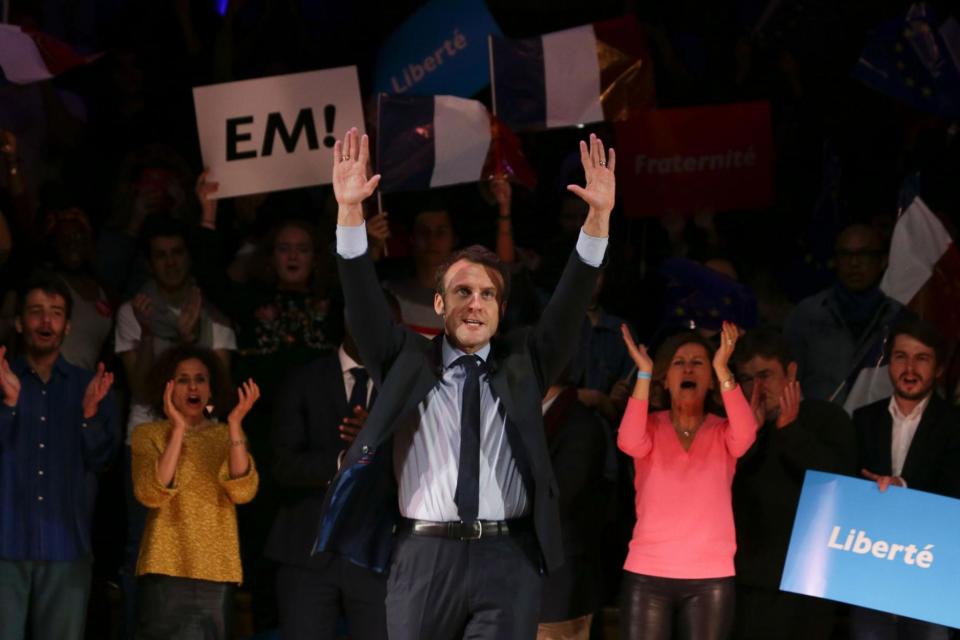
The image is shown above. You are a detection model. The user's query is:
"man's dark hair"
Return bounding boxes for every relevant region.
[148,345,234,419]
[18,273,74,320]
[140,215,190,256]
[732,327,796,371]
[434,244,511,304]
[886,318,946,366]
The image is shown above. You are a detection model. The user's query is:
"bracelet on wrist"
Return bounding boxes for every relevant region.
[230,437,247,447]
[637,371,652,380]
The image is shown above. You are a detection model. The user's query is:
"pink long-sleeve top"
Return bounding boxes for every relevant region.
[618,387,757,579]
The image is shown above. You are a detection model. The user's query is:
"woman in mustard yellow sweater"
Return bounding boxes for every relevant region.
[131,345,260,639]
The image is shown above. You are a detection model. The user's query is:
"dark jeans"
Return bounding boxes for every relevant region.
[0,558,92,640]
[277,559,387,640]
[385,531,542,640]
[620,571,735,640]
[732,583,836,640]
[135,574,234,640]
[850,606,952,640]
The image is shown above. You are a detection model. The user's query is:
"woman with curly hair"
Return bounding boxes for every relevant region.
[617,322,758,640]
[131,345,260,639]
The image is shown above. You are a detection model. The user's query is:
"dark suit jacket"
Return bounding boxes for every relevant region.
[314,249,601,574]
[540,387,610,622]
[854,394,960,498]
[264,353,350,568]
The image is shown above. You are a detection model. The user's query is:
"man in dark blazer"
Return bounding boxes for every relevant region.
[731,328,857,640]
[266,320,398,640]
[852,318,960,640]
[314,128,615,640]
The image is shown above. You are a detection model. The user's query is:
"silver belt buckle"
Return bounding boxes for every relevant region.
[459,520,483,540]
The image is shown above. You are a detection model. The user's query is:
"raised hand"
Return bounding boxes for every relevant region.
[567,133,616,217]
[713,321,740,375]
[621,324,653,374]
[749,378,766,427]
[131,294,153,332]
[82,362,114,419]
[227,378,261,427]
[490,175,512,214]
[196,169,219,229]
[163,379,188,432]
[775,380,801,429]
[177,287,202,343]
[0,346,21,408]
[339,405,369,443]
[366,211,391,245]
[332,127,381,208]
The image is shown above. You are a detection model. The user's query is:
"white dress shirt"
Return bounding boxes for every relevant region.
[888,394,931,477]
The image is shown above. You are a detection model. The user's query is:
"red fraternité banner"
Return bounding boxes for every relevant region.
[614,101,774,217]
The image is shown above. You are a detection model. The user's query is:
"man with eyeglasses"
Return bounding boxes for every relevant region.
[783,224,905,405]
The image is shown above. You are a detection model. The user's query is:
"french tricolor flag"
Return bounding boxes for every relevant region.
[489,16,654,131]
[0,24,98,84]
[377,94,535,194]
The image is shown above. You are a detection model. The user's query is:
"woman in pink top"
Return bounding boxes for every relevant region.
[617,321,758,640]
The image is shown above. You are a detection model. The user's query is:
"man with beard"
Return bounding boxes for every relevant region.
[852,319,960,640]
[731,328,856,639]
[0,275,119,640]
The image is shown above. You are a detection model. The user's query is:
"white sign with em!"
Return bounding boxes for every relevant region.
[193,67,365,199]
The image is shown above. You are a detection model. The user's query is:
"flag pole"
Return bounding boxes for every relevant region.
[488,34,497,117]
[375,92,388,257]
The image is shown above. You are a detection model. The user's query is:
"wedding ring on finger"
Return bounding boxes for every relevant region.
[599,160,606,166]
[342,156,351,162]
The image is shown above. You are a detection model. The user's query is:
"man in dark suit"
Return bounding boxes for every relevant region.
[730,328,857,640]
[266,309,401,640]
[314,128,614,640]
[852,318,960,640]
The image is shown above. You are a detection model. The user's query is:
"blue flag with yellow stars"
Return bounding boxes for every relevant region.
[659,258,758,333]
[852,3,960,120]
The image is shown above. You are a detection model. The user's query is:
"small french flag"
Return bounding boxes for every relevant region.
[377,94,535,194]
[0,24,98,84]
[489,16,655,131]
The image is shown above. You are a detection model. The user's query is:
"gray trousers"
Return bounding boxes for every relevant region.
[385,531,543,640]
[0,558,92,640]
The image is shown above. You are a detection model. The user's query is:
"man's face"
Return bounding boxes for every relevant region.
[434,259,502,353]
[148,235,190,291]
[888,334,940,402]
[834,227,886,292]
[735,355,797,417]
[412,210,455,270]
[16,290,70,357]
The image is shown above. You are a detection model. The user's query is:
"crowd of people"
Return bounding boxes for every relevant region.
[1,2,959,640]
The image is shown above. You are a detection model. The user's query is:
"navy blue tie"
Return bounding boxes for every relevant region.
[454,355,482,524]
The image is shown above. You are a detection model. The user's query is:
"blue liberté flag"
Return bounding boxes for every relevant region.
[373,0,501,98]
[781,471,960,628]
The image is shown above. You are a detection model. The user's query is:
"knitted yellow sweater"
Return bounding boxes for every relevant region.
[131,420,258,584]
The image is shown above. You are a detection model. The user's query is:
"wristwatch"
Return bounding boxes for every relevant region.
[720,378,737,391]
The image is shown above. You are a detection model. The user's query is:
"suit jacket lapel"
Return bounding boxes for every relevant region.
[901,396,940,481]
[875,404,894,476]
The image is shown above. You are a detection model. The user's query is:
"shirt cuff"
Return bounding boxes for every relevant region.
[336,223,368,259]
[576,229,607,267]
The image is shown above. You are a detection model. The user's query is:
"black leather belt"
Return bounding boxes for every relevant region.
[397,517,531,541]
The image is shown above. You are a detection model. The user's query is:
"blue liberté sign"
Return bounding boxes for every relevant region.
[373,0,501,98]
[781,471,960,628]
